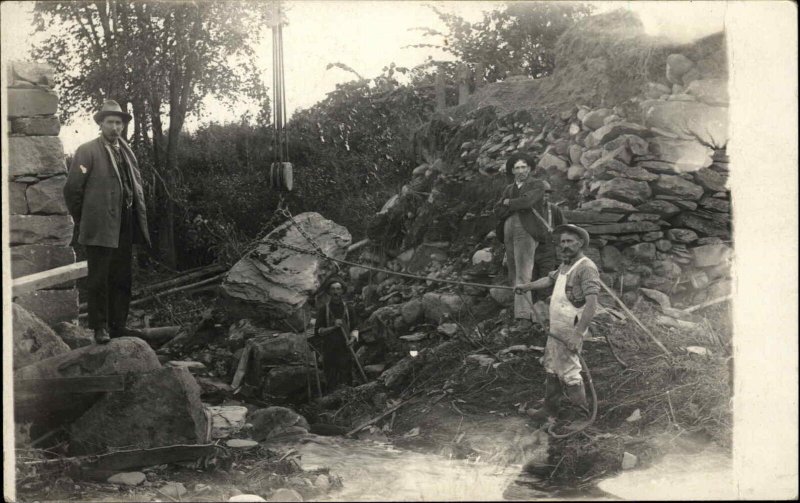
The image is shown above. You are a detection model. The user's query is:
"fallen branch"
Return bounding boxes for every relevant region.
[683,294,733,314]
[599,280,671,357]
[345,391,423,438]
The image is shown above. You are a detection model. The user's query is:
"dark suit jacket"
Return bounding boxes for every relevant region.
[494,177,549,243]
[63,137,151,248]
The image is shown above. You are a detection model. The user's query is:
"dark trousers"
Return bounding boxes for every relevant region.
[85,208,134,334]
[533,245,558,303]
[322,335,353,392]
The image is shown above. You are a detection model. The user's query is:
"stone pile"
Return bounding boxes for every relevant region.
[7,61,78,325]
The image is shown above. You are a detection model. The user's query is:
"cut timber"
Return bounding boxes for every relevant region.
[346,238,371,254]
[12,261,87,296]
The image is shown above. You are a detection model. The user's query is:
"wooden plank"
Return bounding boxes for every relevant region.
[14,375,126,395]
[12,261,87,295]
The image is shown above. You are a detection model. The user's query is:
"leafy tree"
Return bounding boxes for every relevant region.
[410,2,593,83]
[32,0,270,268]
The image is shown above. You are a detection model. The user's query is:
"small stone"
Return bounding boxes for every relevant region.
[625,409,642,422]
[601,246,623,272]
[107,472,146,486]
[437,323,459,336]
[229,496,268,502]
[667,228,698,244]
[567,165,586,180]
[267,488,304,502]
[655,239,672,252]
[685,346,711,356]
[313,475,331,490]
[622,452,638,470]
[624,243,656,262]
[166,360,207,373]
[568,144,583,165]
[537,152,568,171]
[641,231,664,241]
[636,200,680,217]
[160,482,187,499]
[472,248,493,265]
[585,122,650,149]
[596,178,652,205]
[693,167,728,192]
[691,244,732,267]
[654,175,704,201]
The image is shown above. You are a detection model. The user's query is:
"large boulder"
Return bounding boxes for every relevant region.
[693,167,728,192]
[53,321,95,349]
[221,212,351,324]
[245,333,311,386]
[641,100,728,149]
[14,288,79,326]
[248,406,310,441]
[673,213,730,238]
[691,244,733,267]
[12,303,70,370]
[69,367,208,455]
[14,336,161,380]
[262,365,314,400]
[644,137,714,172]
[596,178,652,205]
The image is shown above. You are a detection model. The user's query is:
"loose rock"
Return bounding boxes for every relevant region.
[107,472,146,486]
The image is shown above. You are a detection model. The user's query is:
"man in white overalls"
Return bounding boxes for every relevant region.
[516,224,600,424]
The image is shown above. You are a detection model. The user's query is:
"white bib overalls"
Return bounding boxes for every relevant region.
[543,256,593,386]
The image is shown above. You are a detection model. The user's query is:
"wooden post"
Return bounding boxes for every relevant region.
[434,71,446,111]
[457,63,470,105]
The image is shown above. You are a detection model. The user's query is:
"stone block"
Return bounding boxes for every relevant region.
[585,122,650,149]
[578,198,637,214]
[642,100,728,150]
[11,116,61,136]
[654,175,704,201]
[596,178,652,205]
[636,199,681,217]
[645,137,714,172]
[7,88,58,118]
[666,54,695,84]
[11,245,75,278]
[673,212,730,238]
[8,136,66,178]
[582,221,660,235]
[693,167,728,192]
[26,175,68,214]
[9,61,55,87]
[10,181,28,214]
[14,288,79,326]
[9,215,73,245]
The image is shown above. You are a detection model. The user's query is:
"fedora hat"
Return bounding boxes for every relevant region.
[318,274,349,296]
[553,224,590,249]
[94,99,132,124]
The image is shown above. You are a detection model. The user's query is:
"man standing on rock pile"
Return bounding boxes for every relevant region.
[312,276,360,393]
[63,100,151,344]
[494,153,550,330]
[516,224,600,425]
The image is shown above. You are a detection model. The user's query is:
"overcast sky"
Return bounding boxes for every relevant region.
[1,1,727,153]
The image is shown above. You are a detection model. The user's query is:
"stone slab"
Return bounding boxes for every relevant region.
[15,288,79,326]
[582,221,660,235]
[26,175,69,214]
[11,245,76,278]
[8,136,66,179]
[7,87,58,118]
[9,215,73,245]
[11,116,61,136]
[9,61,55,87]
[10,182,29,214]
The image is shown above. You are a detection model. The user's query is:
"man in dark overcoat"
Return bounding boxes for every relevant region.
[63,100,151,344]
[312,275,359,393]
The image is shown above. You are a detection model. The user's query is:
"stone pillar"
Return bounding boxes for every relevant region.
[7,61,78,326]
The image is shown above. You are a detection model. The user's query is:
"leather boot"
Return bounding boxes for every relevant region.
[94,328,111,344]
[565,382,589,412]
[527,374,562,423]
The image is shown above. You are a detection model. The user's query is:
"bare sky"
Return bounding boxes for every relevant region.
[1,1,727,153]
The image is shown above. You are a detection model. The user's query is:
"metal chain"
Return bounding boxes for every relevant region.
[278,206,342,273]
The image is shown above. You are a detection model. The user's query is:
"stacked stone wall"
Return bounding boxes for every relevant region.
[7,61,78,325]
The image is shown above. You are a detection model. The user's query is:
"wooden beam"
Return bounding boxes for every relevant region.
[12,261,88,296]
